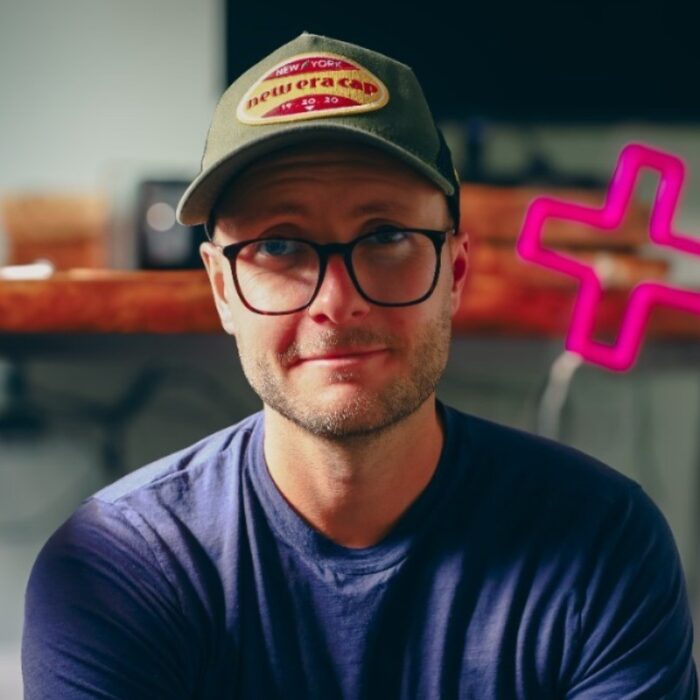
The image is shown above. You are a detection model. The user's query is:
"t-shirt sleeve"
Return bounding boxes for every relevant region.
[565,485,698,699]
[22,498,196,699]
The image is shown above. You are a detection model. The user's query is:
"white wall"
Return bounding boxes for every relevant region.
[0,0,222,192]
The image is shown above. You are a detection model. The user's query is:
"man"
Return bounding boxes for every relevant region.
[23,32,697,699]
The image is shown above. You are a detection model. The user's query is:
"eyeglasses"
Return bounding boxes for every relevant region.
[215,227,454,315]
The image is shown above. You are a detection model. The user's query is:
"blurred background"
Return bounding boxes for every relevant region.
[1,0,699,696]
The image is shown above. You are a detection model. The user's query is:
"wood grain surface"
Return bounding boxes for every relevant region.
[0,269,697,339]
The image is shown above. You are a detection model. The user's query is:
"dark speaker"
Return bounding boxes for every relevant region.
[136,180,206,269]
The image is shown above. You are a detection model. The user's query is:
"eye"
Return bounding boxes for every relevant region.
[367,229,410,245]
[254,238,302,257]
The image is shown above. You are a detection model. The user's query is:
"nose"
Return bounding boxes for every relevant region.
[306,253,371,324]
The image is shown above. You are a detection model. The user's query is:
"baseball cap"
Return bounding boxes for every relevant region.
[176,32,461,231]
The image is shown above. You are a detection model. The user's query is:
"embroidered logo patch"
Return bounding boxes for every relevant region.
[237,52,389,125]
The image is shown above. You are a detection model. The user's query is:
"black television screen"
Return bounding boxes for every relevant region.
[226,0,699,123]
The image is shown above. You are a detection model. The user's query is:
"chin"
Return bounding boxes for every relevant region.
[268,382,435,441]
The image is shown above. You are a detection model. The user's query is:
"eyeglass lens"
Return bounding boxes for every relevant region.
[234,231,438,313]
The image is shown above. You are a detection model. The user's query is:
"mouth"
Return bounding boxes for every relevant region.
[295,348,388,366]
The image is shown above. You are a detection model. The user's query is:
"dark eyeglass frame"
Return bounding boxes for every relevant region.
[213,227,456,316]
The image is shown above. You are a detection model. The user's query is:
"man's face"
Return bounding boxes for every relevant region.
[201,144,468,440]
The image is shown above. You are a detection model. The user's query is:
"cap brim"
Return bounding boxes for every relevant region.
[176,123,455,226]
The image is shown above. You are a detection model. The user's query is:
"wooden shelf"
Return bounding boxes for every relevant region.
[0,269,698,339]
[0,270,216,334]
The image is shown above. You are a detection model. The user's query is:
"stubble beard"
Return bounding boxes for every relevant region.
[236,302,452,442]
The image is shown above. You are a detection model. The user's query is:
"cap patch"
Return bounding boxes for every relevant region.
[237,52,389,125]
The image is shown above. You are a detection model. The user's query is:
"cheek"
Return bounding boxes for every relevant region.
[380,304,441,352]
[234,313,300,360]
[418,272,453,319]
[403,285,453,350]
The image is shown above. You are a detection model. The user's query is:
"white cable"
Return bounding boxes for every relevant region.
[536,254,617,439]
[537,350,583,439]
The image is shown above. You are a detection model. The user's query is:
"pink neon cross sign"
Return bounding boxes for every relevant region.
[516,143,700,372]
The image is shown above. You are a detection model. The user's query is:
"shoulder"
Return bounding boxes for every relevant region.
[441,404,677,572]
[24,500,206,697]
[27,411,265,631]
[444,404,642,513]
[94,410,263,507]
[442,406,696,695]
[31,408,263,559]
[31,410,264,598]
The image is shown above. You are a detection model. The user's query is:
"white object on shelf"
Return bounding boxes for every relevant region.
[0,260,54,280]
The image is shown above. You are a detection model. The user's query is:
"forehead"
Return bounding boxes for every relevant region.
[214,143,445,220]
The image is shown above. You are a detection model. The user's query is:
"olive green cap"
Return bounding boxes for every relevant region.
[176,32,460,228]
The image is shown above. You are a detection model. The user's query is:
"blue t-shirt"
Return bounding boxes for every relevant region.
[23,403,697,698]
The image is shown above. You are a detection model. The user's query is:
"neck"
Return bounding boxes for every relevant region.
[262,396,444,549]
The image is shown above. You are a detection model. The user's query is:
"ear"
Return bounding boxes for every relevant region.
[448,229,469,316]
[200,241,237,336]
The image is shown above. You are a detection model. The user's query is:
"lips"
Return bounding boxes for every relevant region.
[296,348,387,364]
[279,331,395,369]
